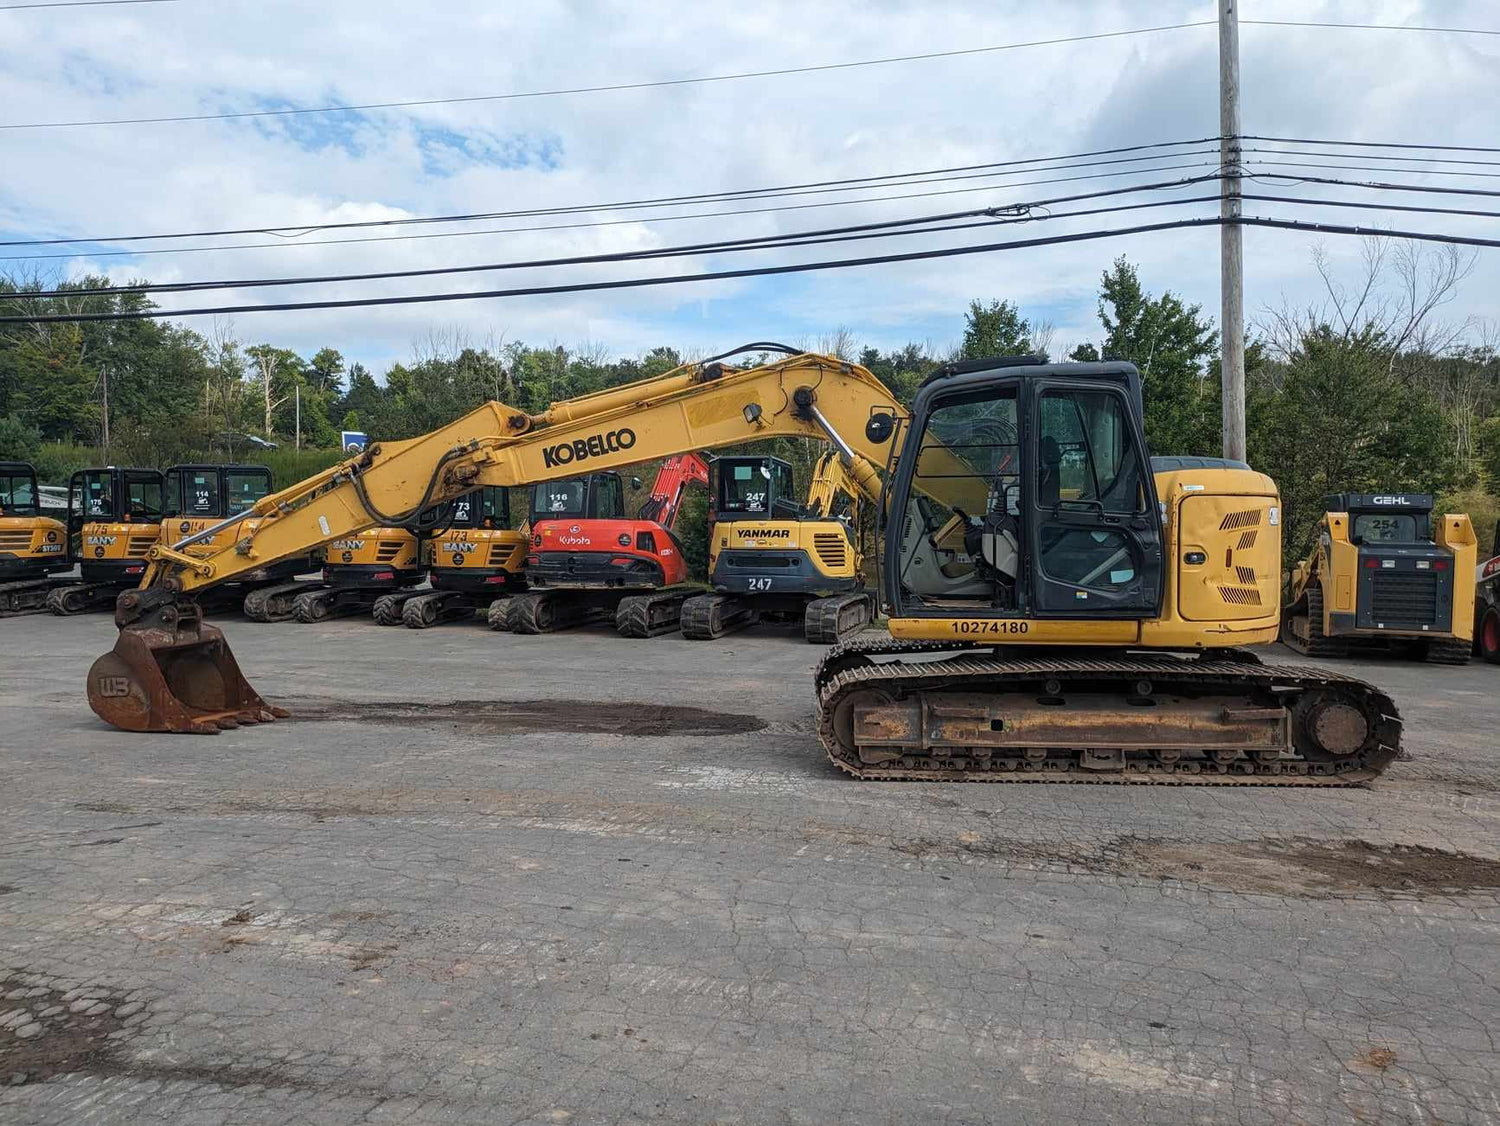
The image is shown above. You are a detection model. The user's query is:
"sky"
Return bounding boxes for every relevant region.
[0,0,1497,377]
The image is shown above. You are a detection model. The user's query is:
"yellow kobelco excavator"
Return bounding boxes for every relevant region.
[0,460,70,614]
[82,347,1400,787]
[681,449,879,642]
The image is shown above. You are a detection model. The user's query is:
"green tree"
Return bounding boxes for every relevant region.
[1248,325,1457,566]
[960,300,1047,361]
[308,347,346,394]
[0,414,42,460]
[1071,257,1220,456]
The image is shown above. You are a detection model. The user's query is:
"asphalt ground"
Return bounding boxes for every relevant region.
[1,609,1497,1125]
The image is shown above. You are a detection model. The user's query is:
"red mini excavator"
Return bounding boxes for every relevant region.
[505,454,710,637]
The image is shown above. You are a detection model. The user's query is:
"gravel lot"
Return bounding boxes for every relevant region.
[1,610,1498,1125]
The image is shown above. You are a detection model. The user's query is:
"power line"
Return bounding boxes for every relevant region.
[1240,193,1500,222]
[6,212,1498,326]
[1247,158,1500,181]
[0,161,1226,262]
[0,139,1221,247]
[0,217,1229,322]
[9,137,1489,255]
[1245,134,1500,155]
[1242,19,1500,37]
[0,21,1216,131]
[1244,170,1500,199]
[22,187,1228,298]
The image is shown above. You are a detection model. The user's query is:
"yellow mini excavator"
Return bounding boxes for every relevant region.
[681,449,880,643]
[391,486,527,628]
[0,460,70,615]
[81,346,1400,786]
[159,463,320,616]
[48,466,166,614]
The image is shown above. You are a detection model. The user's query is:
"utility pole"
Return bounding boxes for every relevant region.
[1219,0,1246,461]
[100,364,110,460]
[295,384,301,451]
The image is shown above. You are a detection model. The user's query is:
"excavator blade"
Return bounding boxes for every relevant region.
[86,589,288,735]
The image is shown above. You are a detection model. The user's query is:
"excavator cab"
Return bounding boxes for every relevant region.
[160,464,317,607]
[0,461,68,581]
[884,360,1163,620]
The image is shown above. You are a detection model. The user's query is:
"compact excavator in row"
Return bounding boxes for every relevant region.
[0,460,70,614]
[682,449,879,643]
[503,453,710,637]
[84,346,1401,785]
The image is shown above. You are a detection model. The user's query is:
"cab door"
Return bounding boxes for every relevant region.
[1027,382,1163,616]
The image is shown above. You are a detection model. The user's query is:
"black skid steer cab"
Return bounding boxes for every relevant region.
[1476,523,1500,664]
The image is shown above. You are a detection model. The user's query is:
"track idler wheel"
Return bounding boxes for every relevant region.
[86,589,288,734]
[1294,692,1372,762]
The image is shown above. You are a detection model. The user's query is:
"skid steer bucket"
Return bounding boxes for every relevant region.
[87,588,288,734]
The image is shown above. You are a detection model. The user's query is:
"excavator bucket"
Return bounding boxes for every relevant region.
[87,589,288,734]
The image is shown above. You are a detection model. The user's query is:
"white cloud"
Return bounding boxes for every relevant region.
[0,0,1495,373]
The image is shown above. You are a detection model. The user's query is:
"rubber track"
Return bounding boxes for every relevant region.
[486,597,513,631]
[243,580,324,622]
[815,644,1402,785]
[372,593,408,626]
[804,592,874,645]
[680,593,757,640]
[45,583,113,615]
[1423,636,1471,665]
[615,591,690,638]
[1283,586,1347,658]
[0,577,61,616]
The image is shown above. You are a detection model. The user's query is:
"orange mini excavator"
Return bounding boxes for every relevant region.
[505,453,710,637]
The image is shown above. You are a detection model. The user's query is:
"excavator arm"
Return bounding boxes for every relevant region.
[89,345,913,733]
[636,453,711,529]
[804,448,883,517]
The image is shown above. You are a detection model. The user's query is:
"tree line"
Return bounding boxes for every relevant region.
[2,241,1496,565]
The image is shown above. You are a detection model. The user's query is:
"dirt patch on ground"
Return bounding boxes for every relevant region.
[889,834,1500,898]
[1124,839,1500,898]
[0,976,331,1092]
[891,833,1121,872]
[291,698,765,737]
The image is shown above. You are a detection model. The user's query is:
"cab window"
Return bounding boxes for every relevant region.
[0,471,38,516]
[183,470,220,516]
[1353,514,1418,543]
[534,481,585,517]
[1038,390,1142,514]
[721,462,772,515]
[225,469,272,515]
[592,476,625,519]
[125,473,163,520]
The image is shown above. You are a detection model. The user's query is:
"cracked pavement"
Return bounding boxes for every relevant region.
[1,613,1498,1124]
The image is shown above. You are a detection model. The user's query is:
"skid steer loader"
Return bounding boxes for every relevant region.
[1282,493,1475,663]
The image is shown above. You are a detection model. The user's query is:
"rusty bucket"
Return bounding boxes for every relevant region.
[87,589,289,734]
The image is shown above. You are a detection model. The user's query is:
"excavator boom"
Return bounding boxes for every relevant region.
[89,346,909,732]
